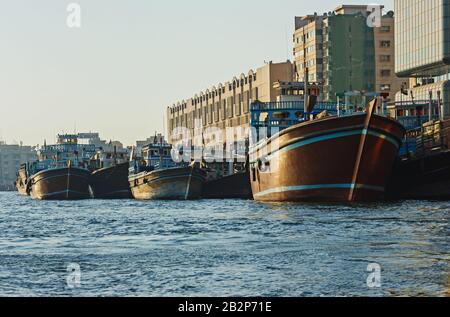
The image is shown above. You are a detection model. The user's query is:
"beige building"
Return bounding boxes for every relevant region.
[166,61,294,144]
[0,142,37,191]
[374,11,405,98]
[293,15,324,84]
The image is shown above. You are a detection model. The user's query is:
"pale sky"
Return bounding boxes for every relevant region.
[0,0,393,146]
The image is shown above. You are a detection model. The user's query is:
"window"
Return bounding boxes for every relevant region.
[380,26,390,33]
[380,55,391,62]
[305,46,314,54]
[380,41,391,48]
[380,84,391,91]
[380,69,391,77]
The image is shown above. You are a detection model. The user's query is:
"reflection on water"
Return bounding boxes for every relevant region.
[0,192,448,297]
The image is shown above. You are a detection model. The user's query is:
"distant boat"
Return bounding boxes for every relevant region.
[128,136,206,200]
[91,162,132,199]
[15,163,29,196]
[90,145,132,199]
[249,99,406,202]
[27,134,96,200]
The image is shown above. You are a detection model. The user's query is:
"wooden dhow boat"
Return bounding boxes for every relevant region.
[129,136,206,200]
[249,86,405,202]
[90,145,132,199]
[29,164,92,200]
[27,134,95,200]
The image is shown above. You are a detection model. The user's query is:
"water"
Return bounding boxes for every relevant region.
[0,191,448,297]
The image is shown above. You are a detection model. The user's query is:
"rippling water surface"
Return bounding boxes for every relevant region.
[0,191,448,297]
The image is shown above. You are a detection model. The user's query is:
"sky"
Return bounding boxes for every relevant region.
[0,0,393,147]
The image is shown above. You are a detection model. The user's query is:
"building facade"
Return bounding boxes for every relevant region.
[293,5,404,101]
[375,11,406,97]
[293,15,324,84]
[323,7,376,101]
[166,61,294,144]
[0,142,37,191]
[394,0,450,116]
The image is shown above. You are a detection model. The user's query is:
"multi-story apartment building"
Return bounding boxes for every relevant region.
[0,142,37,191]
[293,4,404,101]
[166,61,294,144]
[293,14,324,84]
[322,6,376,101]
[375,11,406,97]
[394,0,450,116]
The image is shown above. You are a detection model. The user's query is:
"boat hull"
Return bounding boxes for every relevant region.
[249,114,405,202]
[129,167,205,200]
[388,150,450,200]
[15,164,30,196]
[202,171,253,199]
[15,181,28,196]
[29,167,92,200]
[91,163,132,199]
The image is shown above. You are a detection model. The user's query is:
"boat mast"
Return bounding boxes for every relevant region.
[157,133,163,169]
[304,67,309,120]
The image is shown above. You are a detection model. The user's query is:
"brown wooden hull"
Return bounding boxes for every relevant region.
[202,171,253,199]
[91,163,132,199]
[129,166,206,200]
[29,167,92,200]
[249,114,405,202]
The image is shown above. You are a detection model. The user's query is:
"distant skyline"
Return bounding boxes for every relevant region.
[0,0,393,146]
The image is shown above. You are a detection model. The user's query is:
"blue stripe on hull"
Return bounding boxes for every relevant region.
[254,183,385,198]
[251,128,400,163]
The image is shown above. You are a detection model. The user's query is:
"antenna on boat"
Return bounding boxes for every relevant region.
[304,67,309,119]
[159,131,164,168]
[163,111,166,142]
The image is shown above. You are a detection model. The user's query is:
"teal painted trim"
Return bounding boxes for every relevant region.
[251,128,400,163]
[254,183,385,198]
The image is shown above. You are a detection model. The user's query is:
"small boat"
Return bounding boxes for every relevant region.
[15,163,29,196]
[90,145,132,199]
[249,97,406,202]
[129,136,206,200]
[27,134,96,200]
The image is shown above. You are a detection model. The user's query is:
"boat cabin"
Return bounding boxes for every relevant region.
[131,136,177,174]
